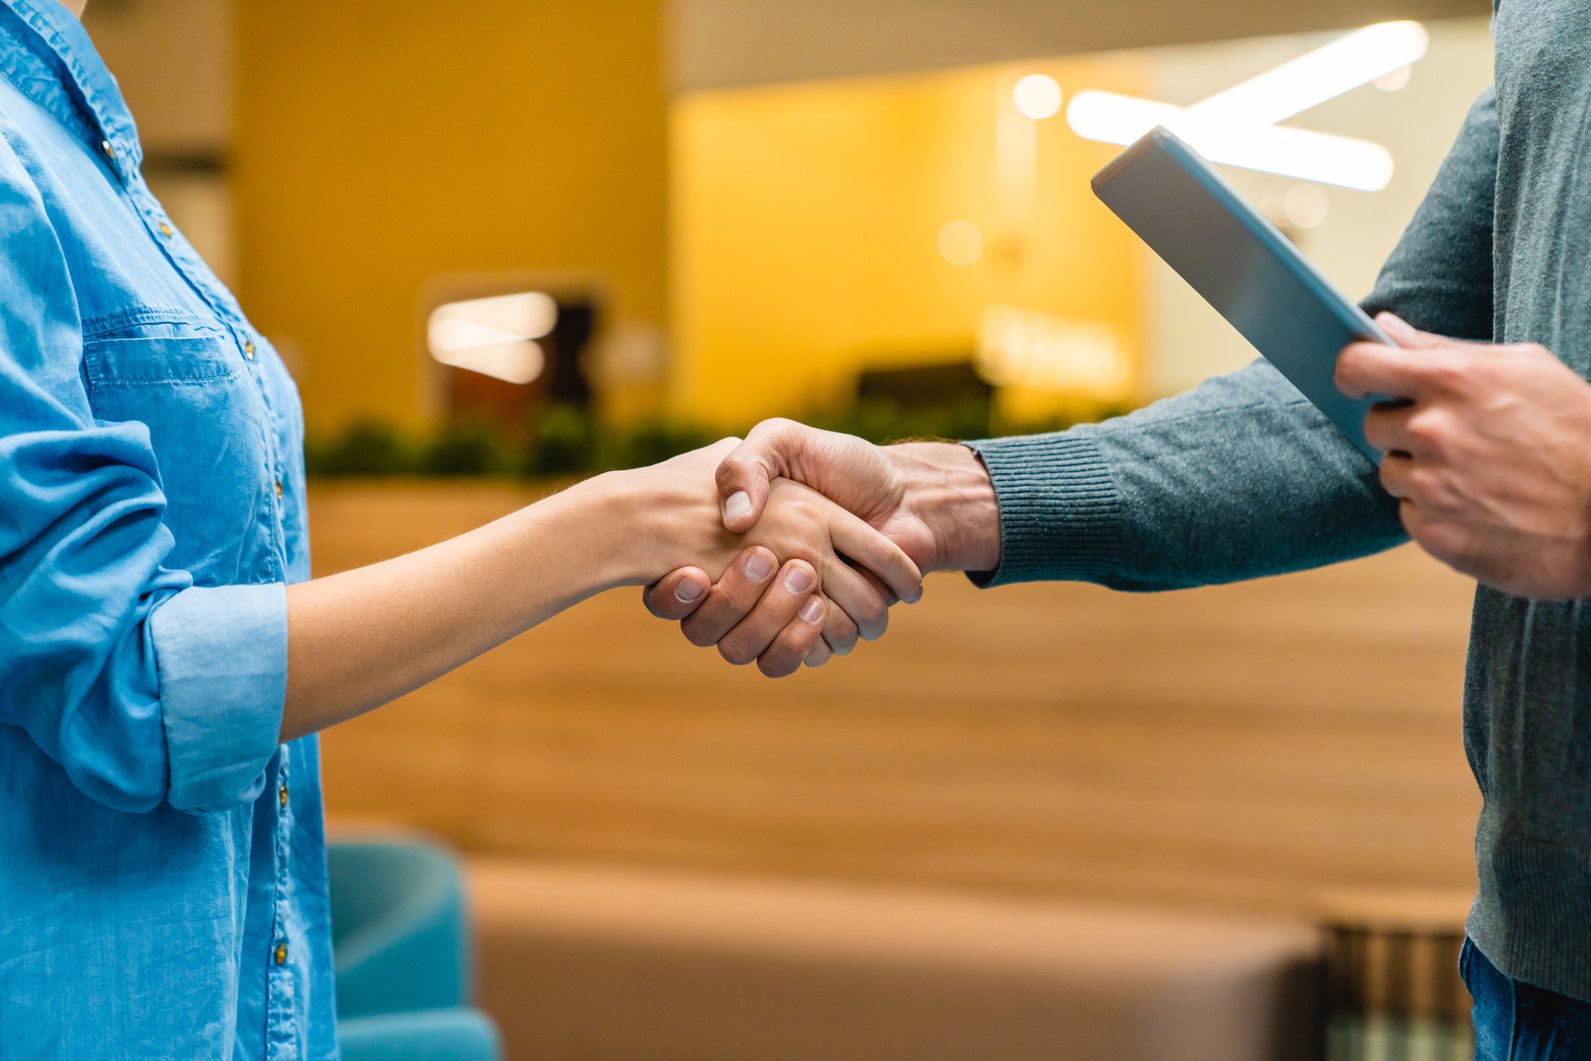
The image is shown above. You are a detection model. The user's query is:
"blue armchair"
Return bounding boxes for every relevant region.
[328,839,501,1061]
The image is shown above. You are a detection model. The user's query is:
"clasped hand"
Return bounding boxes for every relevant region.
[627,439,925,676]
[648,312,1591,681]
[643,425,1001,674]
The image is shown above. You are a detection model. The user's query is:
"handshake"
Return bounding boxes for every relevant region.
[620,418,1004,677]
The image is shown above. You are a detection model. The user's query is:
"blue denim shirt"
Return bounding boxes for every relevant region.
[0,2,335,1057]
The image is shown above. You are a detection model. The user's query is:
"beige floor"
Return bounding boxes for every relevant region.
[312,479,1480,917]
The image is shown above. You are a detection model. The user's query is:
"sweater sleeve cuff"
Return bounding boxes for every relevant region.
[150,583,287,813]
[961,433,1124,588]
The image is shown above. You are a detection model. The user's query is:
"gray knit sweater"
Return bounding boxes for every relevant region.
[967,0,1591,1002]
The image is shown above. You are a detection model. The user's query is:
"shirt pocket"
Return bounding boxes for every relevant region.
[83,333,279,585]
[83,334,239,386]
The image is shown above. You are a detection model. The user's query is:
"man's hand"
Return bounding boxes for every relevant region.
[643,421,1002,670]
[1337,313,1591,599]
[712,419,1001,574]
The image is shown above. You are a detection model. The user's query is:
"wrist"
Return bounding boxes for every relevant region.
[542,470,662,589]
[886,441,1001,573]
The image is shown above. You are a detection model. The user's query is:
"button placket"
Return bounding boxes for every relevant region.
[266,752,296,1058]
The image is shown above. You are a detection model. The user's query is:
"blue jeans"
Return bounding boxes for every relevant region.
[1464,938,1591,1059]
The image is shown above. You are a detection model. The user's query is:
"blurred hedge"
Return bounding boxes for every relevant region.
[303,401,1129,479]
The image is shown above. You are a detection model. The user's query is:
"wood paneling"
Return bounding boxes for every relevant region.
[313,480,1480,917]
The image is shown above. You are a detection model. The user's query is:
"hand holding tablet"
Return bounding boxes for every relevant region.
[1091,126,1396,461]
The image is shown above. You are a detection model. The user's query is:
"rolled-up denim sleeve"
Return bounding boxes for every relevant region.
[150,584,287,813]
[0,135,284,815]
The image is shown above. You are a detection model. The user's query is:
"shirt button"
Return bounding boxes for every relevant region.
[274,943,287,965]
[275,479,284,500]
[100,140,115,159]
[158,222,172,237]
[279,781,288,805]
[243,340,255,360]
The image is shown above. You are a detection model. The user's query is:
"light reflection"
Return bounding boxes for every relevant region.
[937,220,983,265]
[428,292,557,384]
[977,304,1131,400]
[1012,74,1062,120]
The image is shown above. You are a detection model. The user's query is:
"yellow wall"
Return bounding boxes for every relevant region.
[671,55,1148,428]
[234,0,667,433]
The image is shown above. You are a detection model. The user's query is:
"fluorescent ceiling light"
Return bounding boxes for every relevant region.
[1067,91,1394,191]
[428,291,557,384]
[1185,21,1427,128]
[1066,21,1425,191]
[432,339,545,385]
[433,291,558,342]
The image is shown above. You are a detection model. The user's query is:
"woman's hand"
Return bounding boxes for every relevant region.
[281,438,923,742]
[615,442,923,676]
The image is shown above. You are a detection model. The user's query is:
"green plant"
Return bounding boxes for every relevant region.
[809,398,993,446]
[524,404,597,475]
[609,421,723,469]
[300,397,1139,481]
[421,422,510,476]
[311,420,417,476]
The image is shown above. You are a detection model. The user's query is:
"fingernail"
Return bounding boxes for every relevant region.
[744,553,773,583]
[784,566,813,594]
[675,579,703,603]
[800,597,824,624]
[724,491,752,525]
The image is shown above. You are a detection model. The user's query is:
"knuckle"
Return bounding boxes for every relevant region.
[724,579,768,610]
[766,630,817,676]
[860,607,889,640]
[1429,360,1478,399]
[716,454,753,484]
[719,639,758,666]
[856,594,887,630]
[757,654,799,679]
[1406,411,1448,451]
[681,618,721,648]
[747,418,798,447]
[829,604,857,633]
[1405,467,1437,500]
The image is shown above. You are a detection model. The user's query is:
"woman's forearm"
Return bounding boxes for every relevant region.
[277,437,921,741]
[281,472,655,741]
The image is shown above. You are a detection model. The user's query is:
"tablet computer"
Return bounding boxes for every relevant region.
[1090,126,1391,462]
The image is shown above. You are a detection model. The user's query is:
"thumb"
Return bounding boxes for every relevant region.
[715,418,805,532]
[643,567,711,620]
[1375,312,1444,350]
